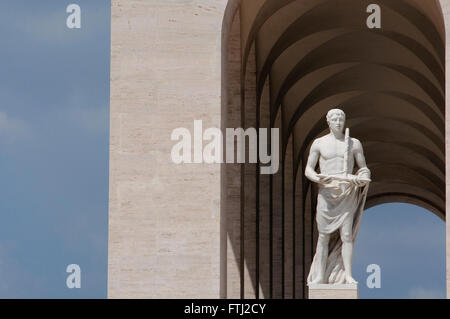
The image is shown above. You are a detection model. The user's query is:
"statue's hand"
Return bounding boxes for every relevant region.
[318,175,333,185]
[350,175,369,187]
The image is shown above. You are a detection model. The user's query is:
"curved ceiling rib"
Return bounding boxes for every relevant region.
[241,0,445,81]
[285,65,444,144]
[274,43,444,125]
[258,13,444,98]
[237,0,445,220]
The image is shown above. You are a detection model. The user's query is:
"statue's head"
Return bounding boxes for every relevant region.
[326,108,346,134]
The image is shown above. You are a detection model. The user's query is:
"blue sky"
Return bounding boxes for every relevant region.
[0,1,110,298]
[354,203,446,299]
[0,0,445,299]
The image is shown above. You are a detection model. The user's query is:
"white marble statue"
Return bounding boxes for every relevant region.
[305,109,371,285]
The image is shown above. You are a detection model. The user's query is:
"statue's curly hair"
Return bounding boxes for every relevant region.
[326,108,346,122]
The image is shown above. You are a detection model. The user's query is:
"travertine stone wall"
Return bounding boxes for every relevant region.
[259,81,271,299]
[272,112,283,298]
[284,137,294,299]
[109,0,232,298]
[223,9,241,299]
[243,43,258,299]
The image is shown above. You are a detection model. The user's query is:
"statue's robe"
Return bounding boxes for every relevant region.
[307,167,370,284]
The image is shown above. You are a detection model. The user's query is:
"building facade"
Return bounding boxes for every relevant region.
[108,0,450,298]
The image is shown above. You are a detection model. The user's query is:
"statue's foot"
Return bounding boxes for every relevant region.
[310,277,324,284]
[345,275,358,284]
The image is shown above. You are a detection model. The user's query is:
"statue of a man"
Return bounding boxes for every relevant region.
[305,108,371,285]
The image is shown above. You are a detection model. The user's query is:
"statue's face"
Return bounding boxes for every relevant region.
[327,113,345,134]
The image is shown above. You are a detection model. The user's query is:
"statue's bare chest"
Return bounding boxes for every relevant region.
[319,138,348,160]
[318,137,354,174]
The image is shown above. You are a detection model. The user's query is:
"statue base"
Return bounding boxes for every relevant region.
[308,283,358,299]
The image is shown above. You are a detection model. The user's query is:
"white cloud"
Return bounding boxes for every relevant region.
[408,287,444,299]
[0,111,30,142]
[67,105,108,133]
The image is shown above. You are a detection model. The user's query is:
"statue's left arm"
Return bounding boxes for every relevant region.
[353,138,371,186]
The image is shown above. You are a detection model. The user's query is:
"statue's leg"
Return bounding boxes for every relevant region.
[311,233,330,284]
[340,220,357,284]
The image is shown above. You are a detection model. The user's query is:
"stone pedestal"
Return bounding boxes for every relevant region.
[308,284,358,299]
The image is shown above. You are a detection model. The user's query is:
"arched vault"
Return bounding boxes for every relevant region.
[223,0,446,299]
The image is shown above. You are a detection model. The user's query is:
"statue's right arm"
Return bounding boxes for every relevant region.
[305,140,321,183]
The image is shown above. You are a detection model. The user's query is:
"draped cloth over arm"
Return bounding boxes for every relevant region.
[307,167,371,284]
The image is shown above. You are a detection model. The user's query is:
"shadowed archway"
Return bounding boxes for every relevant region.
[221,0,445,299]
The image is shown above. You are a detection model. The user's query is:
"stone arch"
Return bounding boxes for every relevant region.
[221,0,448,299]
